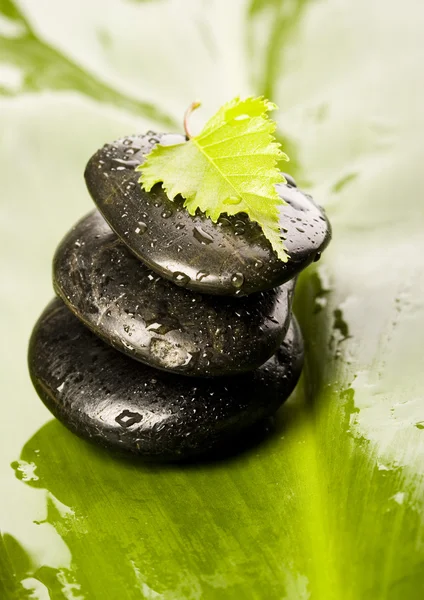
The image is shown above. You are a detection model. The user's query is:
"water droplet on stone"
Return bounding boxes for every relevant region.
[180,353,193,367]
[234,220,246,236]
[231,272,244,289]
[196,270,210,281]
[146,322,170,335]
[173,272,190,286]
[135,222,147,235]
[283,173,297,187]
[254,259,264,269]
[122,340,135,352]
[193,226,214,245]
[161,209,172,219]
[218,217,232,228]
[176,222,185,230]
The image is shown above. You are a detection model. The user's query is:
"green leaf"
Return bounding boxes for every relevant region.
[137,96,290,262]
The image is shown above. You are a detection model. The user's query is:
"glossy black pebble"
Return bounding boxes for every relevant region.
[54,211,294,377]
[85,132,332,296]
[28,299,304,460]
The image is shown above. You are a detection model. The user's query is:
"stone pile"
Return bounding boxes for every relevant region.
[28,133,331,460]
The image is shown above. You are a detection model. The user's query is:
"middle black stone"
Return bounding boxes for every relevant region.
[53,211,294,377]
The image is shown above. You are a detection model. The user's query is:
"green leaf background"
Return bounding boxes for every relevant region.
[1,0,423,598]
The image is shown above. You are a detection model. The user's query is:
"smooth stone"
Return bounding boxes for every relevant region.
[28,299,304,460]
[53,211,295,377]
[85,132,331,296]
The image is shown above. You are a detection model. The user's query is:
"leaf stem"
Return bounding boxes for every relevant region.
[183,101,201,139]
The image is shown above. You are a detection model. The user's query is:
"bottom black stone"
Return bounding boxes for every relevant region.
[28,298,304,460]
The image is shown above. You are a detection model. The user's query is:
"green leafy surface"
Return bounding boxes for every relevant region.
[139,96,289,260]
[1,0,424,598]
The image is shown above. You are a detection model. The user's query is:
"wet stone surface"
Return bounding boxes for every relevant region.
[28,299,304,460]
[53,211,294,377]
[85,132,332,296]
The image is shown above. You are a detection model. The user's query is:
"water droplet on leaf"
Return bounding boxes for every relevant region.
[224,196,242,205]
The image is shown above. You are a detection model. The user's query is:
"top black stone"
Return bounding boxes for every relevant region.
[85,132,331,296]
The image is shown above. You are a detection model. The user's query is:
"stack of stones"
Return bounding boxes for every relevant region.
[28,132,331,461]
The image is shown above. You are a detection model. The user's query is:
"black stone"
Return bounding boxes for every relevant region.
[28,299,304,460]
[53,211,295,377]
[85,133,331,296]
